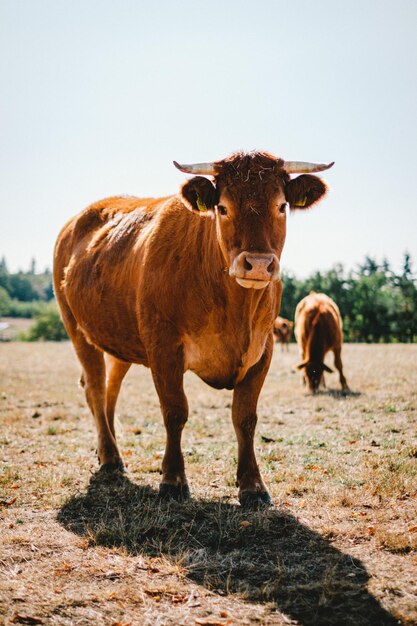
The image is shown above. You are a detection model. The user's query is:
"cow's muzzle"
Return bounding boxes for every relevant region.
[230,252,280,289]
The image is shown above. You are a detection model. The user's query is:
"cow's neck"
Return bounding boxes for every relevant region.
[205,219,273,322]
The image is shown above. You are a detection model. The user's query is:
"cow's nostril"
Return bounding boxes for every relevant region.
[244,257,253,271]
[267,260,275,274]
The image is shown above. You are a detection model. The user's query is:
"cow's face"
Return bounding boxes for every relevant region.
[179,152,329,290]
[298,361,333,393]
[214,177,286,289]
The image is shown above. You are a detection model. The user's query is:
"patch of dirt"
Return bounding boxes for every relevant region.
[0,318,34,341]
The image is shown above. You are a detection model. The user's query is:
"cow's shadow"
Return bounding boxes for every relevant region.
[58,471,398,626]
[315,388,362,399]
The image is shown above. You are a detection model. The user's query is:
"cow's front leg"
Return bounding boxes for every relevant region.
[232,336,273,507]
[150,345,190,501]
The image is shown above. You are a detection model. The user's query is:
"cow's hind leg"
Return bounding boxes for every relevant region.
[232,335,273,508]
[74,337,124,471]
[105,356,131,439]
[57,305,123,470]
[54,272,123,471]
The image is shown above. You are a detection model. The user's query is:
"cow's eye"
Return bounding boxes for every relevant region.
[279,202,288,214]
[217,205,227,216]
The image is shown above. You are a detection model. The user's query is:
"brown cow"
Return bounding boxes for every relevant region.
[295,292,349,393]
[53,151,333,506]
[273,316,294,350]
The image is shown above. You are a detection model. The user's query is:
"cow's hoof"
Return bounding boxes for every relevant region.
[158,482,191,502]
[239,490,272,508]
[99,460,126,474]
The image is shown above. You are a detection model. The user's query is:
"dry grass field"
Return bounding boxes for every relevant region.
[0,342,416,625]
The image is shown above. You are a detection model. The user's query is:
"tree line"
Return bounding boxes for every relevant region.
[280,253,417,343]
[0,257,54,317]
[0,253,416,342]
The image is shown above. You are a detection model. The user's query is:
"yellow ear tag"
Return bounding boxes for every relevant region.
[295,195,308,207]
[196,195,208,212]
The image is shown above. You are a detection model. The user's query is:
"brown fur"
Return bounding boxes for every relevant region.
[273,316,294,350]
[294,292,349,393]
[53,151,330,503]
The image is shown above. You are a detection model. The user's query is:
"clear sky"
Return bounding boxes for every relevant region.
[1,0,416,276]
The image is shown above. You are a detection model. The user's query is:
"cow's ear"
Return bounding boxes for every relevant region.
[323,363,333,373]
[285,174,327,210]
[296,361,308,370]
[180,176,218,214]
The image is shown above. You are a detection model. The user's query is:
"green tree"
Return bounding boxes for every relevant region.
[0,257,9,292]
[358,256,380,276]
[392,252,417,342]
[43,280,54,300]
[8,273,39,301]
[0,286,12,316]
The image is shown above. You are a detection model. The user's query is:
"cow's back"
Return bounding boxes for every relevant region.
[54,194,232,365]
[295,292,342,354]
[53,195,169,363]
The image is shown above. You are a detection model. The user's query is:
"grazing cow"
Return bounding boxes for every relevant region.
[53,151,333,506]
[295,292,349,393]
[273,316,294,350]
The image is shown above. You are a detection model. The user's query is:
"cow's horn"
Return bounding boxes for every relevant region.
[283,161,335,173]
[173,161,216,175]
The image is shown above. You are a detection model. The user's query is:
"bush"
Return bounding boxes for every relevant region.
[0,286,12,315]
[7,299,45,318]
[22,304,68,341]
